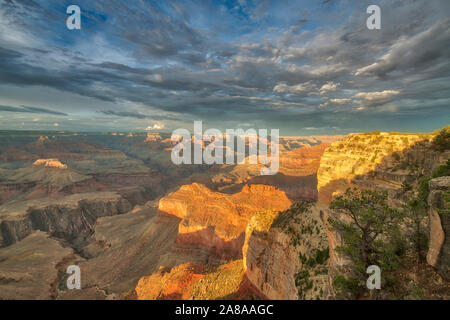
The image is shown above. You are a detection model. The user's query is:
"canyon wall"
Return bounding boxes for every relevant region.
[317,133,440,204]
[244,202,331,300]
[244,131,449,300]
[158,183,291,261]
[317,132,449,293]
[0,193,132,248]
[427,176,449,280]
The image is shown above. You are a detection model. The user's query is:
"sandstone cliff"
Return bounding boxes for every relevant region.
[243,131,449,300]
[135,260,245,300]
[427,176,449,280]
[317,131,449,298]
[33,158,68,169]
[132,183,293,299]
[0,192,132,248]
[317,132,441,204]
[244,202,331,300]
[158,183,291,261]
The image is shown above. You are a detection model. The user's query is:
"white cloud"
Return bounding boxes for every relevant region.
[319,98,351,108]
[319,81,339,94]
[273,81,317,93]
[353,90,400,102]
[145,123,165,131]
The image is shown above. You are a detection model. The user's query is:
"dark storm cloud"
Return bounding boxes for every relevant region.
[355,18,450,79]
[0,105,67,116]
[99,110,178,121]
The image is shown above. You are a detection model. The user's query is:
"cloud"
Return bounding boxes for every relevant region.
[0,105,67,116]
[353,90,401,107]
[273,81,317,94]
[355,19,450,78]
[145,123,165,131]
[0,0,448,133]
[99,110,177,121]
[319,81,339,94]
[319,98,352,109]
[354,90,400,102]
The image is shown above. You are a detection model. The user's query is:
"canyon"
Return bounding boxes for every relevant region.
[0,129,448,299]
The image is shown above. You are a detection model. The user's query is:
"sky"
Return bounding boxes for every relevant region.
[0,0,449,135]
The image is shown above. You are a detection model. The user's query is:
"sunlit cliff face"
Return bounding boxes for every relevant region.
[317,132,435,203]
[32,159,67,169]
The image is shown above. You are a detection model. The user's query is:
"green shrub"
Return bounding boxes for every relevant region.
[432,126,450,151]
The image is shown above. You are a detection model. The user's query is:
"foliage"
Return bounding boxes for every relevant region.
[271,200,313,230]
[404,198,428,263]
[333,275,359,299]
[295,269,313,299]
[296,248,329,298]
[328,188,405,299]
[404,283,427,300]
[403,159,449,263]
[432,125,450,151]
[418,159,450,204]
[314,247,330,265]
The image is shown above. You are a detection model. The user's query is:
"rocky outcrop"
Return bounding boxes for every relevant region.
[427,176,449,280]
[160,183,291,240]
[0,231,74,299]
[244,202,331,300]
[0,218,33,247]
[76,206,181,295]
[318,132,449,295]
[278,144,329,177]
[33,158,67,169]
[0,193,132,248]
[0,182,37,205]
[144,133,162,142]
[135,260,245,300]
[317,133,436,204]
[2,162,90,187]
[158,183,291,261]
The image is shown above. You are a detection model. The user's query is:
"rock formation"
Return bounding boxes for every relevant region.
[427,176,449,280]
[244,202,331,300]
[318,132,449,297]
[243,131,449,300]
[0,231,74,299]
[317,132,437,204]
[158,183,291,261]
[135,260,245,300]
[0,192,132,248]
[32,158,68,169]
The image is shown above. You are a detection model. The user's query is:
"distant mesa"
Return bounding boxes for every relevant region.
[145,133,162,142]
[32,159,67,169]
